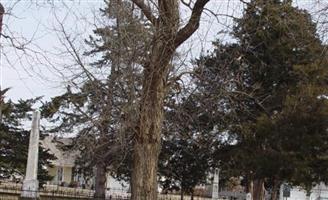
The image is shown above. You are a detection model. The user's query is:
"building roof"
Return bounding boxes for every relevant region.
[41,136,78,167]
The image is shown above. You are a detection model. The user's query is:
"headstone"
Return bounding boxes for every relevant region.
[283,184,291,198]
[246,193,252,200]
[21,111,40,199]
[212,168,219,200]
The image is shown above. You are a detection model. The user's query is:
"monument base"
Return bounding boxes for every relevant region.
[20,179,39,199]
[19,197,40,200]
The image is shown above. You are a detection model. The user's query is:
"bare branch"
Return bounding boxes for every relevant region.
[174,0,210,48]
[181,0,191,9]
[204,7,237,20]
[0,3,4,39]
[131,0,158,25]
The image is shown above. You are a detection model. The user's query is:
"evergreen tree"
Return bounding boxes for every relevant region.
[159,94,218,200]
[0,88,56,187]
[195,1,328,199]
[42,1,147,198]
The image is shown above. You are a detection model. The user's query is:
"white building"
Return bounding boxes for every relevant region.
[279,183,328,200]
[41,136,129,192]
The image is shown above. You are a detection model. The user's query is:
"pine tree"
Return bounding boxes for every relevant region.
[0,88,56,187]
[42,1,147,198]
[159,94,218,200]
[195,1,328,199]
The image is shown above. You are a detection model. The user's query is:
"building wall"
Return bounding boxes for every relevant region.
[279,183,328,200]
[47,166,73,185]
[48,167,57,181]
[63,166,72,183]
[310,183,328,200]
[288,188,307,200]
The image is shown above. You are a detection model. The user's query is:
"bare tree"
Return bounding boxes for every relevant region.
[42,1,150,198]
[128,1,212,199]
[0,3,5,123]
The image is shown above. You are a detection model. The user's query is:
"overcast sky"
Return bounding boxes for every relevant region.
[0,0,324,105]
[1,0,104,102]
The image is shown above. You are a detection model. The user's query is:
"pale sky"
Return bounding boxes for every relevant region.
[1,0,104,102]
[0,0,324,105]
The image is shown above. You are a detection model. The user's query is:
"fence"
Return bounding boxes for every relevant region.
[0,182,127,200]
[0,182,214,200]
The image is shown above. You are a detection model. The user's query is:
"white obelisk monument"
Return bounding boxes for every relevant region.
[21,111,40,199]
[212,168,219,200]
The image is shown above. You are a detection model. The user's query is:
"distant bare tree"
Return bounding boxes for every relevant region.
[42,1,149,198]
[0,3,5,123]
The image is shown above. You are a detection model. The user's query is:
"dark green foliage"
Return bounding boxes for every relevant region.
[0,88,56,187]
[158,93,221,195]
[232,0,323,116]
[159,131,213,194]
[195,0,328,191]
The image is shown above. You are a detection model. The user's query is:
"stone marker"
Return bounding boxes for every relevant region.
[21,111,40,199]
[212,168,219,200]
[246,193,252,200]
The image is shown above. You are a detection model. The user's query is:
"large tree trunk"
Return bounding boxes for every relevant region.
[94,163,106,199]
[190,189,194,200]
[131,139,161,199]
[130,53,170,200]
[271,188,278,200]
[130,0,210,199]
[252,179,265,200]
[246,179,253,194]
[131,1,178,199]
[270,180,280,200]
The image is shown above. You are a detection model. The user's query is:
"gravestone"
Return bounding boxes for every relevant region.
[212,168,219,200]
[283,184,291,198]
[20,111,40,199]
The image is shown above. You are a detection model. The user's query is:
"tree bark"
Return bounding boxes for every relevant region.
[130,1,178,199]
[130,54,171,200]
[131,139,161,200]
[252,179,265,200]
[130,1,210,199]
[271,188,278,200]
[94,163,107,199]
[246,179,253,194]
[270,180,280,200]
[180,189,184,200]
